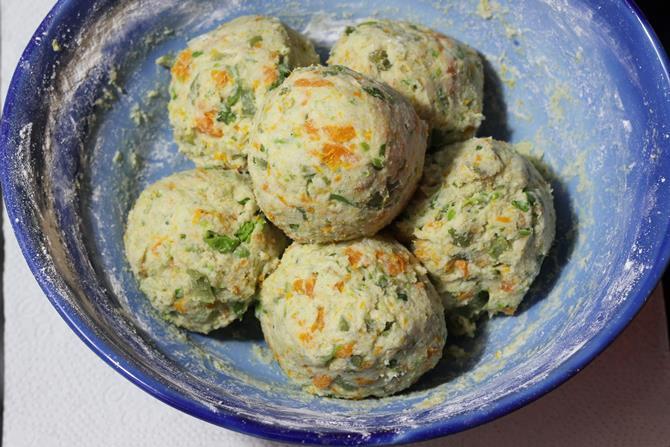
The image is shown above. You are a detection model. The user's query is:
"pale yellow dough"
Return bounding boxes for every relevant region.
[168,15,319,169]
[124,168,288,333]
[395,138,555,335]
[248,65,428,243]
[329,19,484,144]
[258,237,446,398]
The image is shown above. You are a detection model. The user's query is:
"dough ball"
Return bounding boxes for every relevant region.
[329,19,484,145]
[395,138,555,335]
[168,15,319,169]
[258,237,446,398]
[124,168,288,333]
[248,65,428,243]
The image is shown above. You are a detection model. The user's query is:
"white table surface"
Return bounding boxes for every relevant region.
[2,1,670,446]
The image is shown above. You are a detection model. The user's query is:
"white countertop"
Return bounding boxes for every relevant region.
[2,1,670,446]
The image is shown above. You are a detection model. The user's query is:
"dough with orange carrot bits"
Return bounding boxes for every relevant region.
[248,65,428,243]
[328,19,484,145]
[168,15,319,169]
[257,237,446,398]
[124,168,288,333]
[394,138,555,335]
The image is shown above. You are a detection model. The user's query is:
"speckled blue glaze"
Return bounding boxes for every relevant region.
[2,0,670,445]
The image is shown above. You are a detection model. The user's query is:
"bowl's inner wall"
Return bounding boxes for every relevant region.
[6,0,670,441]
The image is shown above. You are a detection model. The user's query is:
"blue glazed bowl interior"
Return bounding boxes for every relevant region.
[2,0,670,444]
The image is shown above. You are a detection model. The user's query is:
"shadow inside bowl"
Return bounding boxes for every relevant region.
[208,308,265,342]
[407,319,489,393]
[477,54,512,142]
[516,160,578,317]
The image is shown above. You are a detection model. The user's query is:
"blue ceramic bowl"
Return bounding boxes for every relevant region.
[2,0,670,444]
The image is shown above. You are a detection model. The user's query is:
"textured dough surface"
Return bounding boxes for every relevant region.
[124,168,288,333]
[329,19,484,144]
[248,65,428,243]
[395,138,555,335]
[168,15,319,169]
[258,237,446,398]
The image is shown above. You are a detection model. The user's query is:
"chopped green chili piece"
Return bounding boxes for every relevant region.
[518,228,532,237]
[235,221,256,242]
[248,35,263,47]
[446,207,457,221]
[204,230,240,253]
[512,200,530,212]
[464,192,491,207]
[371,157,384,170]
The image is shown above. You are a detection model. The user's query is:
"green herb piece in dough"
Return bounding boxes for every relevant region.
[369,49,392,71]
[329,194,357,207]
[488,236,511,259]
[362,86,386,100]
[448,228,472,247]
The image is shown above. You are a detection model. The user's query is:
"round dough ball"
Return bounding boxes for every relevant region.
[124,168,288,333]
[248,65,428,243]
[258,237,446,399]
[168,15,319,169]
[328,19,484,145]
[395,138,555,335]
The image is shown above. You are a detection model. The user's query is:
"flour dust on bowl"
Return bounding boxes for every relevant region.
[1,0,669,444]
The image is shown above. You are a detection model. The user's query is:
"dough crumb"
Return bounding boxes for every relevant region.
[252,344,274,365]
[477,0,498,20]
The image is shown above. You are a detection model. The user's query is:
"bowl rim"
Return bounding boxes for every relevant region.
[1,0,669,445]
